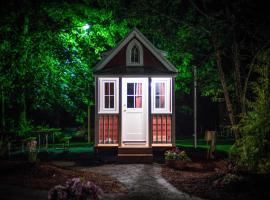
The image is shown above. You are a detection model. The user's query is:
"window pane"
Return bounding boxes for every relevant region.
[135,96,142,108]
[160,95,165,108]
[110,82,114,95]
[134,47,139,62]
[155,82,165,95]
[105,83,109,95]
[155,95,165,108]
[127,96,134,108]
[105,96,109,108]
[110,96,114,108]
[155,96,160,108]
[135,83,142,95]
[131,45,139,63]
[127,83,134,95]
[155,83,160,95]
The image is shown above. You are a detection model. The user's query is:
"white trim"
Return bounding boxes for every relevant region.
[94,28,177,73]
[126,39,143,66]
[98,77,119,114]
[151,78,172,114]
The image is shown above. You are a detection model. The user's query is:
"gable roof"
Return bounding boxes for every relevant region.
[93,28,177,73]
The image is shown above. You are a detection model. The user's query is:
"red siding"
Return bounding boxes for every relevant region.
[99,115,118,144]
[152,115,171,143]
[105,43,128,68]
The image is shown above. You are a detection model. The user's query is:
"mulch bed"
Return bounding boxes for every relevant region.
[0,161,127,193]
[162,160,270,200]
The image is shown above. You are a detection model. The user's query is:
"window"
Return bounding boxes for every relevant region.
[127,83,142,108]
[131,45,139,63]
[151,78,171,113]
[155,82,165,108]
[99,78,119,113]
[104,82,114,108]
[126,39,143,66]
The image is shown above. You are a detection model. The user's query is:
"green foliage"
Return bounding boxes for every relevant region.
[18,113,33,138]
[231,49,270,173]
[0,1,129,131]
[178,105,193,115]
[198,59,223,102]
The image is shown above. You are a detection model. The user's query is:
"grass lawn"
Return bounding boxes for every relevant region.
[44,146,94,153]
[41,142,94,153]
[9,142,94,155]
[10,139,233,156]
[176,138,234,153]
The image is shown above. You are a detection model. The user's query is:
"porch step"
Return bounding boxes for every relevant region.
[118,147,153,163]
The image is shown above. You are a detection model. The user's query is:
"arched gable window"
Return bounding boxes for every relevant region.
[131,45,139,63]
[126,39,143,66]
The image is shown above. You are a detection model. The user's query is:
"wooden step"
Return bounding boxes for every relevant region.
[118,154,153,163]
[118,147,153,163]
[118,147,153,154]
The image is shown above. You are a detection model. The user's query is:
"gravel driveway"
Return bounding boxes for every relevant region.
[75,163,202,200]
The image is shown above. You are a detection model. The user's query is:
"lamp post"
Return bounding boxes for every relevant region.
[193,65,197,149]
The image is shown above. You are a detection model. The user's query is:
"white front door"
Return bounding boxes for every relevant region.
[122,78,148,144]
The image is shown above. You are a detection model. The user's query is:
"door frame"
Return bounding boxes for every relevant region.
[121,77,149,146]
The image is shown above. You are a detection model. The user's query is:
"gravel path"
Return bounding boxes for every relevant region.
[75,163,202,200]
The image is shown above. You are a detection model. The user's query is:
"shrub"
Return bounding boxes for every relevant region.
[231,49,270,173]
[164,147,191,162]
[48,178,103,200]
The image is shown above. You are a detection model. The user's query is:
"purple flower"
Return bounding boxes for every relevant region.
[48,178,103,200]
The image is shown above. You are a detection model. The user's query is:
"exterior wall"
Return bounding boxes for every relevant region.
[98,114,118,144]
[152,114,172,143]
[95,76,175,147]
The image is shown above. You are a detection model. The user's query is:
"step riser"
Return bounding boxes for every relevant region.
[118,148,153,154]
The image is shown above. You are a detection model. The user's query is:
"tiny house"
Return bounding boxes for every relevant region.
[93,28,177,161]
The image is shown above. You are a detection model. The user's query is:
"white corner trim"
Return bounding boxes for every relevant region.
[126,39,144,66]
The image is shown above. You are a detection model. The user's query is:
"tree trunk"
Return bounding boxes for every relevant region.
[214,48,240,139]
[20,15,29,134]
[1,85,5,132]
[56,110,60,128]
[87,105,91,143]
[233,41,245,115]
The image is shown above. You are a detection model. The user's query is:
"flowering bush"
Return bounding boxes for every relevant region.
[48,178,103,200]
[164,148,191,162]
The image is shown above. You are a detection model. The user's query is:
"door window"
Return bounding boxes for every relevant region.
[127,83,142,108]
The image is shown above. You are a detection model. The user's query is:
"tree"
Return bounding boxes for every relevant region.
[231,48,270,172]
[0,0,129,135]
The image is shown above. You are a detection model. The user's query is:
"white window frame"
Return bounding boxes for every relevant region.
[126,39,143,66]
[151,78,172,114]
[99,77,119,114]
